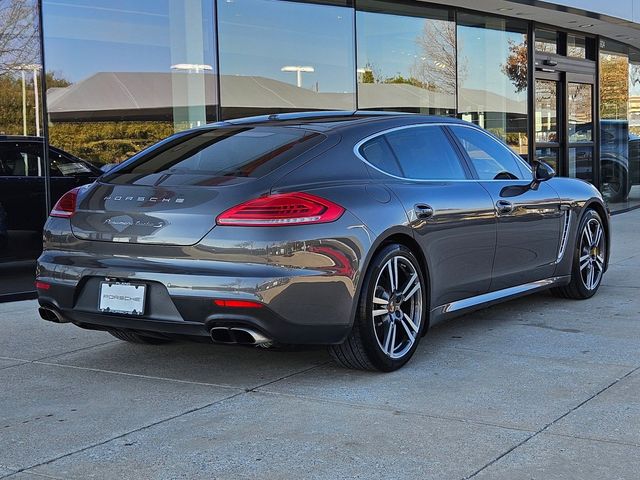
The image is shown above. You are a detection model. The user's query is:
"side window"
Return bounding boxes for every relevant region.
[359,135,403,177]
[0,144,43,177]
[384,126,466,180]
[450,126,528,180]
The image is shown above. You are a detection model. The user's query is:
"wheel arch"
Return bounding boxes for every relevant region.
[348,228,431,334]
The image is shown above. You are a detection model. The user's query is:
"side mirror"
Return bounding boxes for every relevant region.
[531,160,555,188]
[100,163,116,173]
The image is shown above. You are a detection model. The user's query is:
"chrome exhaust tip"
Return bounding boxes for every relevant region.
[38,306,69,323]
[209,326,272,347]
[230,327,272,346]
[209,327,234,344]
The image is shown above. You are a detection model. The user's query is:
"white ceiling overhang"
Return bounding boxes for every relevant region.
[428,0,640,49]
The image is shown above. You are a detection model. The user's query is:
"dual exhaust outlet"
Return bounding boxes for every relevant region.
[210,326,272,346]
[40,305,271,347]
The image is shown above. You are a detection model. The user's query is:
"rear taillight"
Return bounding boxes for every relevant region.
[214,299,264,308]
[50,187,81,218]
[216,192,344,227]
[35,281,50,290]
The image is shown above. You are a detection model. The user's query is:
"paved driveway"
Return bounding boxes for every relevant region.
[1,209,639,479]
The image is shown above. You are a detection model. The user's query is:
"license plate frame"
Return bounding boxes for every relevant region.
[99,282,146,316]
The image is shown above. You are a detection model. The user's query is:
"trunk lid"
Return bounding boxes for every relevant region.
[71,176,256,246]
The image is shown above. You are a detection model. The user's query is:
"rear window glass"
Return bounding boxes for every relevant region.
[113,127,324,178]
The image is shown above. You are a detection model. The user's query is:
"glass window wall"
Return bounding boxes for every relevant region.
[535,79,558,143]
[356,1,456,115]
[457,13,529,157]
[599,39,640,207]
[217,0,355,119]
[0,0,45,300]
[568,34,587,59]
[628,48,640,206]
[535,29,557,54]
[42,0,218,166]
[7,1,640,300]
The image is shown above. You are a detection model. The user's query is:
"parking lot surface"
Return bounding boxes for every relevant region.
[1,209,639,479]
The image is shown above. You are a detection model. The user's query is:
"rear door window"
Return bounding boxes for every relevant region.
[113,127,325,178]
[384,126,467,180]
[449,126,529,180]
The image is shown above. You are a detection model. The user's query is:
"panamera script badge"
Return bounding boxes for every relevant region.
[104,216,165,232]
[104,216,134,233]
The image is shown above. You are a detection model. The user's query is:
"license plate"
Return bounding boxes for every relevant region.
[99,282,146,315]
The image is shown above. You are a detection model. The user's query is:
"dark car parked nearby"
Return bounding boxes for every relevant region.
[36,112,610,371]
[599,120,640,202]
[0,136,101,259]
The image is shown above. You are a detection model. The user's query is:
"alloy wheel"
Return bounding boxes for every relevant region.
[579,218,606,291]
[372,255,423,359]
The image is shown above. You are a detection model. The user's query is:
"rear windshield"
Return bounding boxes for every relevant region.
[112,126,324,178]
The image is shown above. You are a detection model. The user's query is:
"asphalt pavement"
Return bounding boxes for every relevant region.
[1,208,639,479]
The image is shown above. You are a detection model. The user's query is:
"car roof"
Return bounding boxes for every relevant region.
[207,111,469,132]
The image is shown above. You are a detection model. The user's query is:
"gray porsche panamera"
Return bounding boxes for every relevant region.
[36,111,610,371]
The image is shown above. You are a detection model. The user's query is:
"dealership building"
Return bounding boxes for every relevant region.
[1,0,640,300]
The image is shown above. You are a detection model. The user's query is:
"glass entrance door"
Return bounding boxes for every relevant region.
[567,81,595,183]
[534,74,595,182]
[535,78,560,172]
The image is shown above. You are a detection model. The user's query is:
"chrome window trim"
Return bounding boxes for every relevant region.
[353,122,534,183]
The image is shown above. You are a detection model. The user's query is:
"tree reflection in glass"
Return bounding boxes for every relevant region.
[456,13,529,157]
[356,2,456,115]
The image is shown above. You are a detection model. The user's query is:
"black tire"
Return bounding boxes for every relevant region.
[108,329,173,345]
[552,209,607,300]
[601,162,629,203]
[329,244,427,372]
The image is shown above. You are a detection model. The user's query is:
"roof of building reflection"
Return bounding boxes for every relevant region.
[46,72,527,122]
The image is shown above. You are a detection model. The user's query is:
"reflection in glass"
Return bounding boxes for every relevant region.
[569,147,593,182]
[535,147,559,173]
[535,80,558,143]
[628,49,640,206]
[218,0,355,119]
[356,1,455,115]
[568,35,587,59]
[42,0,218,165]
[0,0,45,299]
[457,13,528,156]
[568,83,593,143]
[600,42,631,203]
[535,29,557,54]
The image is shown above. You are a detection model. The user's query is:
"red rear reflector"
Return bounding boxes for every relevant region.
[214,299,264,309]
[50,187,81,218]
[35,281,50,290]
[216,192,344,227]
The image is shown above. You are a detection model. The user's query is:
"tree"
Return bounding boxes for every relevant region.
[360,65,375,84]
[502,38,528,93]
[411,19,462,96]
[600,53,629,120]
[0,0,39,76]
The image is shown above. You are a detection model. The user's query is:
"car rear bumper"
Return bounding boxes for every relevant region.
[37,299,352,345]
[36,217,371,345]
[36,265,356,344]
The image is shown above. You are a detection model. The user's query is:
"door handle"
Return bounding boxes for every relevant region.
[496,200,514,215]
[414,204,434,220]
